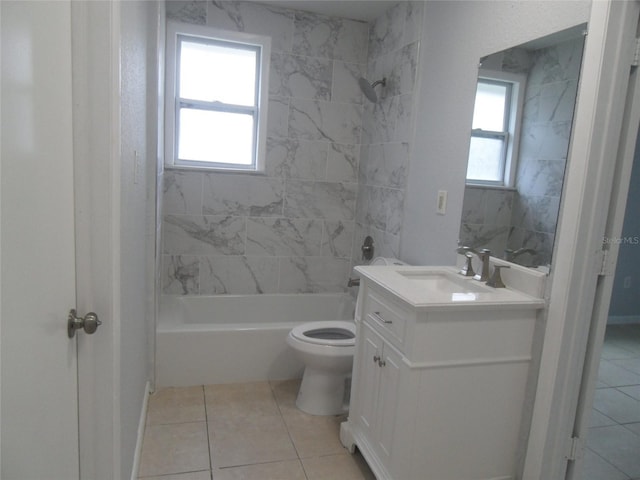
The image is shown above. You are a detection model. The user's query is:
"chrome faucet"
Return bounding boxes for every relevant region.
[456,246,477,277]
[486,265,510,288]
[473,249,491,282]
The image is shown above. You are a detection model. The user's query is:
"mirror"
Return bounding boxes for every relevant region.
[458,24,587,270]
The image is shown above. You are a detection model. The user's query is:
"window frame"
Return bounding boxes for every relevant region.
[164,21,271,173]
[466,70,527,188]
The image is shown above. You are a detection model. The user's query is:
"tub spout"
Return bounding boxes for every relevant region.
[348,277,360,287]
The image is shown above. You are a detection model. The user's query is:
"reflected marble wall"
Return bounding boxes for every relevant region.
[460,35,584,267]
[162,0,367,294]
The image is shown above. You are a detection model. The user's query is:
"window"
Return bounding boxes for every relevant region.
[466,71,525,186]
[165,22,270,172]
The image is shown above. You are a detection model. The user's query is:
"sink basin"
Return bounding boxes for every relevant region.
[397,270,488,294]
[354,264,546,309]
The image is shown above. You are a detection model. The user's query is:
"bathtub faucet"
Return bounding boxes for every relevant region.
[347,277,360,287]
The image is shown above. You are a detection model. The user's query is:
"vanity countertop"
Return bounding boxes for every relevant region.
[354,265,546,311]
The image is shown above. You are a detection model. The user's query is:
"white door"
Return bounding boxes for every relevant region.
[1,1,80,478]
[1,1,120,478]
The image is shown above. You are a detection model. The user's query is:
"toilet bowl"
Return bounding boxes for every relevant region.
[286,320,356,415]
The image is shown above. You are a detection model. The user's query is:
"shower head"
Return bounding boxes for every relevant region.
[358,77,386,103]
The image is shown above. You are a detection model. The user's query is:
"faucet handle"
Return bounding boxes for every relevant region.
[473,249,491,282]
[459,252,475,277]
[486,265,510,288]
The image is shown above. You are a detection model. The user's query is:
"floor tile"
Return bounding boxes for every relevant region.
[141,471,211,480]
[612,357,640,375]
[581,449,629,480]
[587,425,640,477]
[212,459,306,480]
[270,379,300,409]
[205,382,279,419]
[598,359,640,387]
[624,422,640,436]
[302,453,376,480]
[281,408,347,458]
[615,339,640,355]
[618,385,640,401]
[600,341,638,360]
[138,422,210,477]
[208,413,297,468]
[593,388,640,424]
[590,408,617,428]
[146,386,206,425]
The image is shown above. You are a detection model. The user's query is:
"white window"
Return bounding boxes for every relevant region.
[165,22,270,172]
[466,71,525,187]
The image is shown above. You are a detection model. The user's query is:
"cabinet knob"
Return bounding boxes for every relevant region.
[373,355,385,367]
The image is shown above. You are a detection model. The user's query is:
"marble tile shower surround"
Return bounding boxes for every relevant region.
[353,1,423,265]
[162,0,376,295]
[460,36,583,267]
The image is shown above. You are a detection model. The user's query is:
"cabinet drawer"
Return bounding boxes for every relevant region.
[365,290,408,349]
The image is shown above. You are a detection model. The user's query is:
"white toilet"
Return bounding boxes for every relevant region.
[287,257,405,416]
[286,320,356,415]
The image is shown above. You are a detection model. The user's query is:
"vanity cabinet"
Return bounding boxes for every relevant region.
[340,265,546,480]
[355,322,402,466]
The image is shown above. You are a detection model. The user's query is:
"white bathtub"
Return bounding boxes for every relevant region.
[156,293,355,387]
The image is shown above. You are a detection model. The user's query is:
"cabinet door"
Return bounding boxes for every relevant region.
[376,340,402,461]
[357,323,384,437]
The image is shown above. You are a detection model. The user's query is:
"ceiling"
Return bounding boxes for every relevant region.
[257,0,398,22]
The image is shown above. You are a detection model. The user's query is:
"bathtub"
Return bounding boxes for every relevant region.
[156,293,355,387]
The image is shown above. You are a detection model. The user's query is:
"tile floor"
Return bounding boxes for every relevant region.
[137,380,375,480]
[583,324,640,480]
[138,325,640,480]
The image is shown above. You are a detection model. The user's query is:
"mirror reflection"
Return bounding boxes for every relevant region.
[458,24,587,270]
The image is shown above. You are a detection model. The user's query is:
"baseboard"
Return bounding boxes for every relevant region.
[130,381,151,480]
[608,315,640,325]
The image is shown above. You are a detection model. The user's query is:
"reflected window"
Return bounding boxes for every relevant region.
[466,73,525,186]
[165,22,270,172]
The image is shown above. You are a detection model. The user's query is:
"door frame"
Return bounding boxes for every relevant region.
[71,1,122,478]
[522,1,640,478]
[566,55,640,480]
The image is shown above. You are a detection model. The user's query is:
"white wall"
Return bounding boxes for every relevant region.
[119,1,158,478]
[401,0,591,265]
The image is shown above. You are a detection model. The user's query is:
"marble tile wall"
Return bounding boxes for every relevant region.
[459,186,514,257]
[509,36,584,266]
[460,36,583,267]
[354,1,423,264]
[161,1,368,294]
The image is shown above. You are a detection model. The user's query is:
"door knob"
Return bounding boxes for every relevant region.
[68,309,101,338]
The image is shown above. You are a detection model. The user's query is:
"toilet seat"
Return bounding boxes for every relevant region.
[290,321,355,347]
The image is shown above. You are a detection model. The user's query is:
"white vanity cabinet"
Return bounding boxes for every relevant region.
[340,265,546,480]
[354,321,402,467]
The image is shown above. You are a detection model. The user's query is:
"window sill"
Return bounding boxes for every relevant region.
[164,164,267,176]
[464,182,517,192]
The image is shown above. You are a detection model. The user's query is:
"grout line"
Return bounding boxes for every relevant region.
[585,447,631,479]
[202,385,214,475]
[269,380,311,479]
[138,468,210,479]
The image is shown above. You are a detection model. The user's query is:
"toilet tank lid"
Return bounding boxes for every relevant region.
[371,257,407,266]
